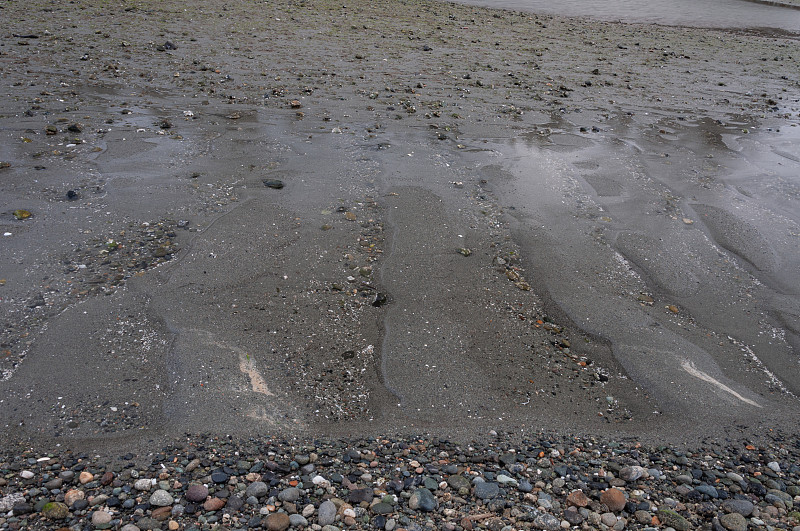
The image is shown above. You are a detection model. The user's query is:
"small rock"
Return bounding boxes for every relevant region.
[149,489,174,507]
[92,510,113,527]
[408,488,437,512]
[20,470,34,479]
[263,179,284,189]
[600,488,626,512]
[185,484,209,502]
[719,512,747,531]
[41,501,70,519]
[533,513,561,531]
[474,482,500,500]
[246,481,268,499]
[657,508,691,531]
[203,497,226,511]
[619,466,646,482]
[134,478,153,491]
[265,512,291,531]
[278,487,301,502]
[566,489,589,507]
[318,500,337,526]
[721,499,754,516]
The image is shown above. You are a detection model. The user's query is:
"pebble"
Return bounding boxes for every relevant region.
[0,434,797,531]
[246,481,268,498]
[318,500,337,526]
[91,510,112,527]
[265,512,291,531]
[719,512,747,531]
[185,484,209,502]
[409,488,437,511]
[474,481,500,500]
[149,489,174,506]
[600,487,626,512]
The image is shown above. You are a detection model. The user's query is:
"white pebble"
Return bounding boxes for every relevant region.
[20,470,34,479]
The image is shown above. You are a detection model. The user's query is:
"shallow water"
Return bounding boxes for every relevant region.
[449,0,800,32]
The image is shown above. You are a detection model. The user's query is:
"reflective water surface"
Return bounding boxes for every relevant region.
[449,0,800,32]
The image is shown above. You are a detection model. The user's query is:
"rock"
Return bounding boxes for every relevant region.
[20,470,34,479]
[566,489,589,507]
[409,488,437,512]
[533,513,561,531]
[92,510,113,527]
[185,484,209,502]
[120,525,141,531]
[447,475,471,490]
[149,489,174,506]
[135,517,160,530]
[619,466,646,482]
[601,512,617,526]
[203,497,226,511]
[347,487,373,504]
[151,506,172,520]
[41,501,70,519]
[722,499,754,516]
[318,500,337,526]
[696,484,718,498]
[563,506,584,525]
[278,487,301,502]
[474,482,500,500]
[12,502,32,515]
[134,478,153,491]
[100,471,114,486]
[79,471,94,484]
[289,513,308,527]
[371,502,393,514]
[600,488,626,512]
[657,508,691,531]
[246,481,269,499]
[265,512,291,531]
[263,179,284,189]
[0,493,25,512]
[65,488,86,506]
[719,512,747,531]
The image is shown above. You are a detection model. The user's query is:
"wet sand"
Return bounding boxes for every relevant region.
[1,0,799,454]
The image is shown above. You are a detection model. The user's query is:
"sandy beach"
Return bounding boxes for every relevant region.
[1,0,799,453]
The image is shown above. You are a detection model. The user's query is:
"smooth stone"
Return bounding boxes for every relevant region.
[447,475,471,490]
[288,513,307,527]
[696,484,718,499]
[722,499,754,516]
[318,500,337,526]
[408,488,437,512]
[657,508,691,531]
[601,512,617,526]
[619,466,646,482]
[474,482,500,500]
[92,510,112,526]
[149,489,174,507]
[246,482,268,499]
[278,487,301,503]
[600,488,626,512]
[719,512,747,531]
[348,488,373,504]
[265,512,290,531]
[185,484,209,503]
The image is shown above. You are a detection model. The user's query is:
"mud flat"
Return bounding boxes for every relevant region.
[0,0,799,459]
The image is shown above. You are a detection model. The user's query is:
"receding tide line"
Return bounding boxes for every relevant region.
[681,360,762,408]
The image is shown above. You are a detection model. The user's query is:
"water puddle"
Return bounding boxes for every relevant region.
[492,114,800,421]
